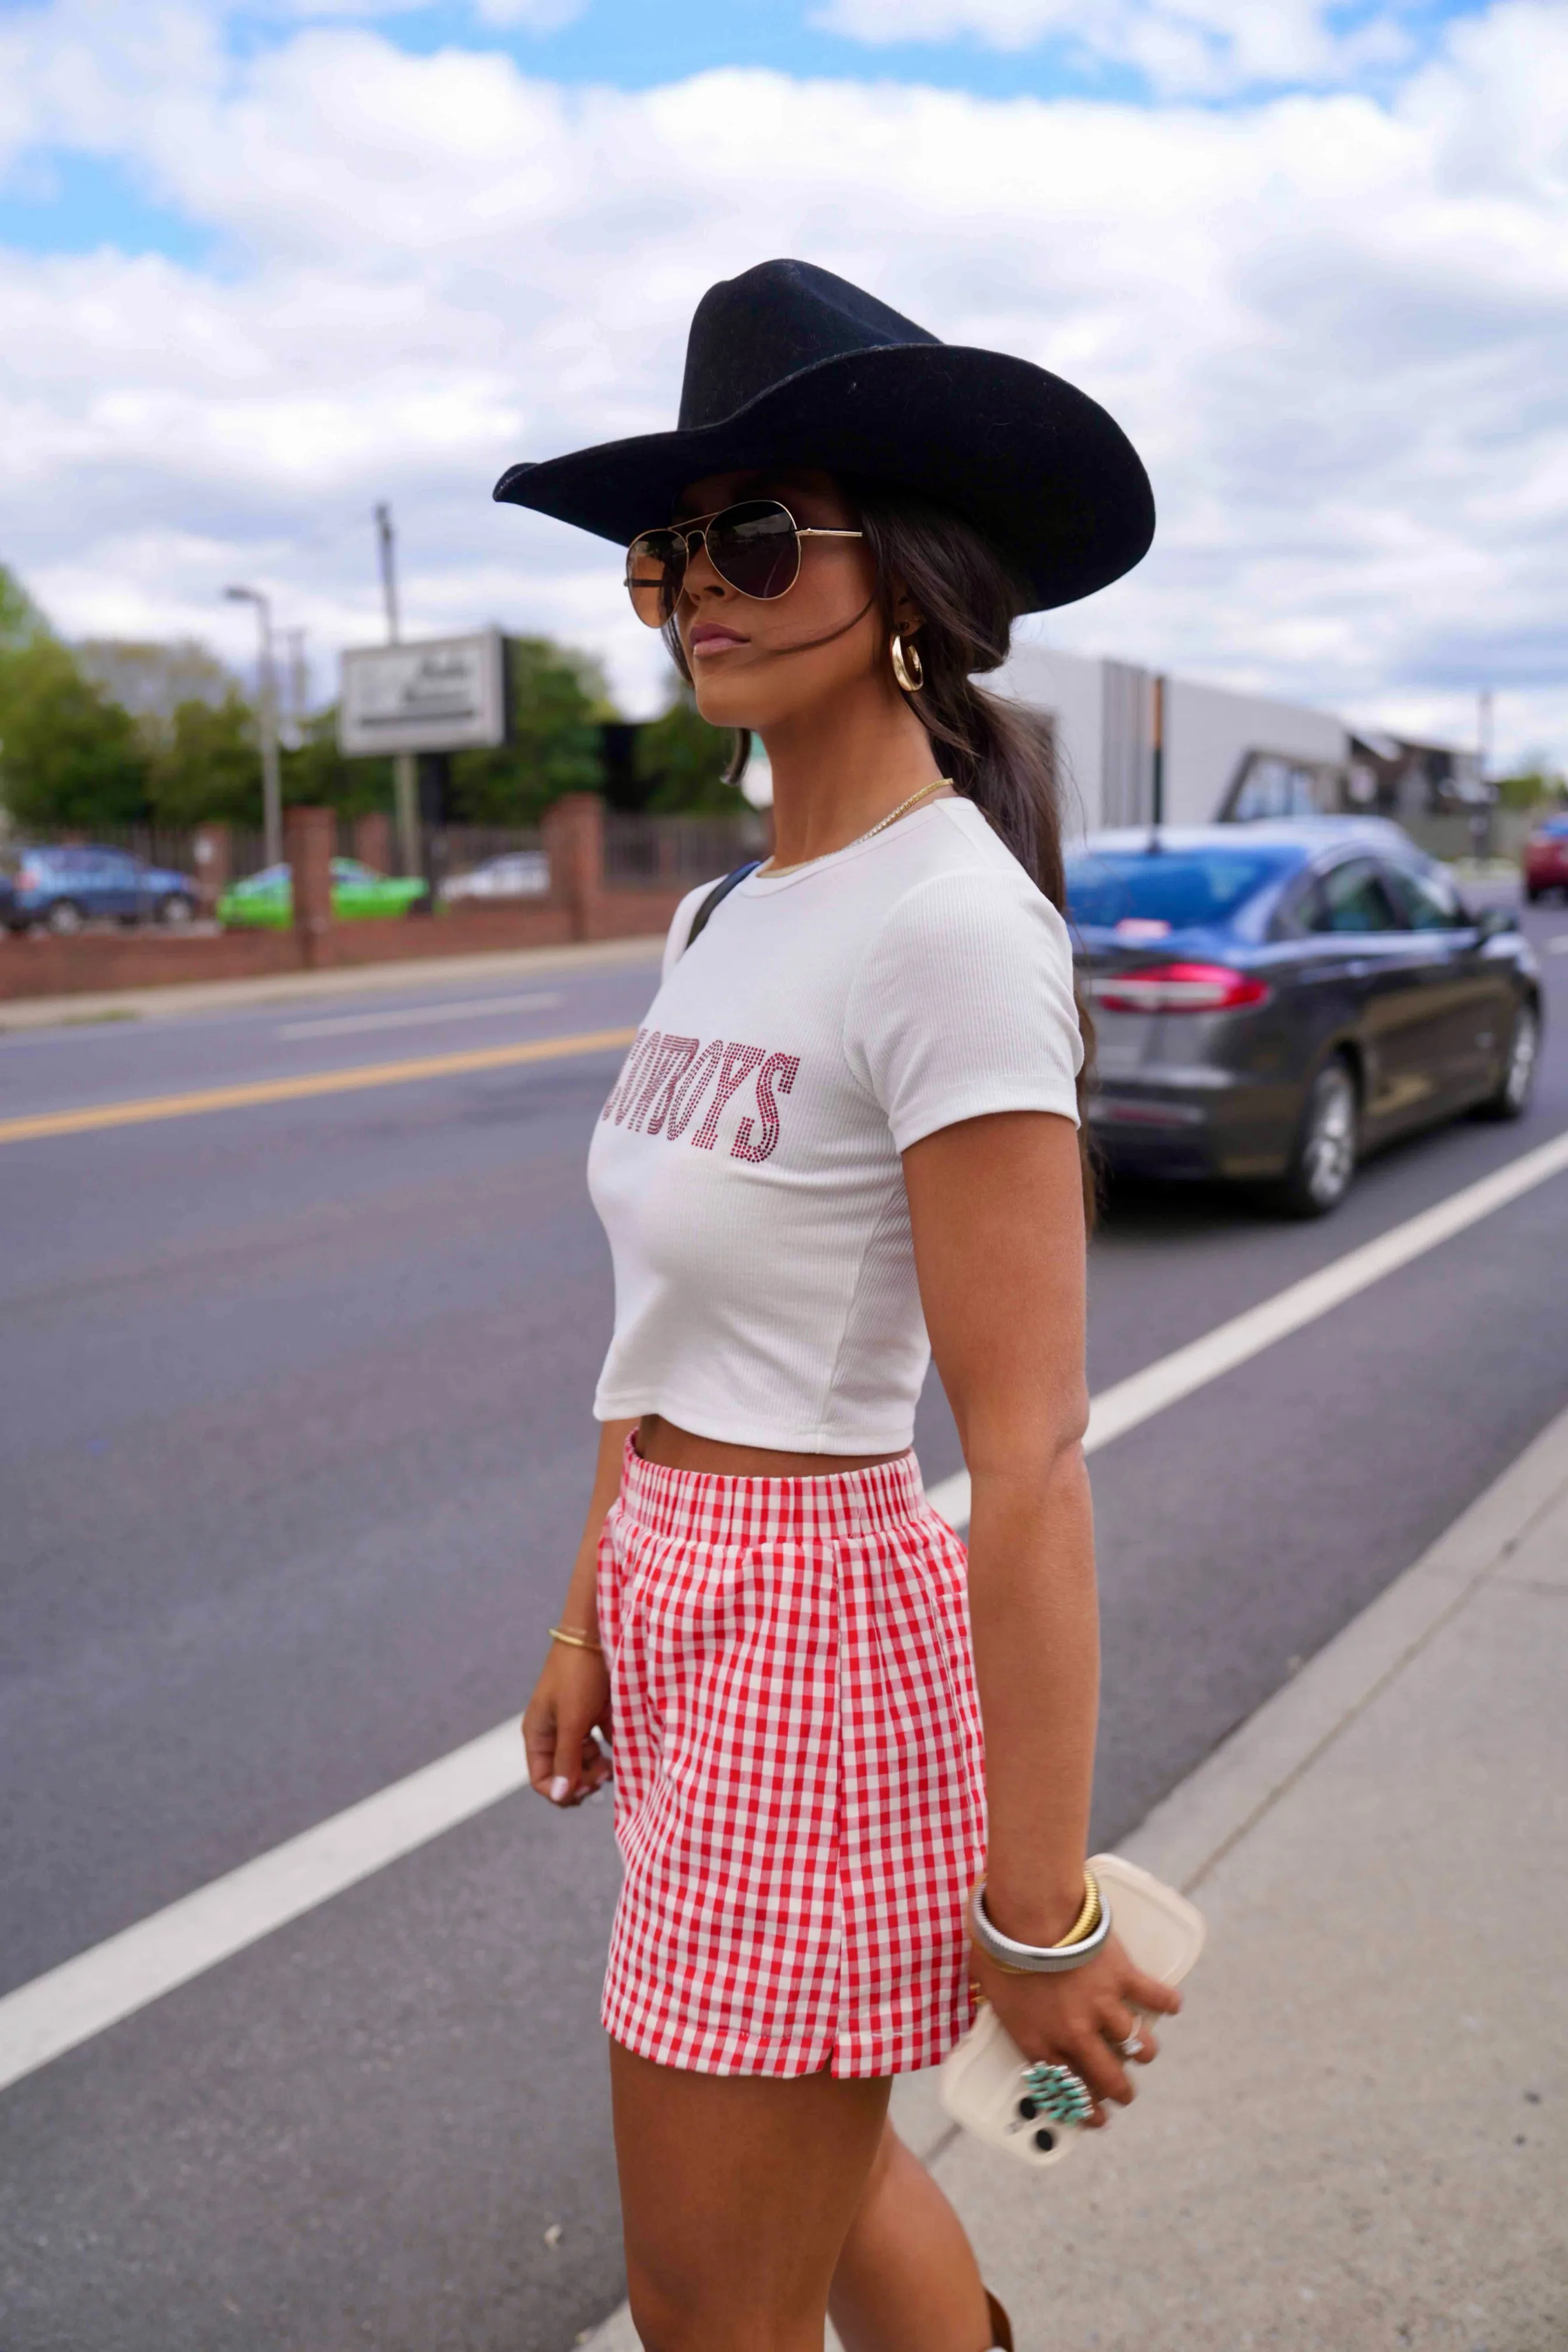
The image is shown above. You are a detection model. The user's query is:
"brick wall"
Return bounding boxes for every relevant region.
[0,797,692,1003]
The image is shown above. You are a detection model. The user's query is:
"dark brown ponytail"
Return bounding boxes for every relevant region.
[848,479,1098,1225]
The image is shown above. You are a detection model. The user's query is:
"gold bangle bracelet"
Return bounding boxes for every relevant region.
[549,1624,603,1655]
[1060,1868,1102,1947]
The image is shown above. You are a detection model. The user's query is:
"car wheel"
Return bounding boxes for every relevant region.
[158,892,197,928]
[1275,1055,1358,1219]
[1473,999,1539,1122]
[45,898,85,936]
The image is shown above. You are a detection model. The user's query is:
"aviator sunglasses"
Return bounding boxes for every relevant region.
[625,498,863,626]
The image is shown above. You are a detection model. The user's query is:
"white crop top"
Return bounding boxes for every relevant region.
[587,793,1083,1454]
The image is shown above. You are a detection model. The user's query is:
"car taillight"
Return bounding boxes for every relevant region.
[1090,961,1272,1014]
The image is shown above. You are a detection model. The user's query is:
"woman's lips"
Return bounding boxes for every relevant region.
[689,626,748,657]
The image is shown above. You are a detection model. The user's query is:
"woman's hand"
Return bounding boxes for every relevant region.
[970,1933,1181,2127]
[522,1643,612,1809]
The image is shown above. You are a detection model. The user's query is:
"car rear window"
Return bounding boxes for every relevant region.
[1065,848,1298,932]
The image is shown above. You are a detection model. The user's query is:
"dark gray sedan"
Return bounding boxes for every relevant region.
[1068,820,1541,1216]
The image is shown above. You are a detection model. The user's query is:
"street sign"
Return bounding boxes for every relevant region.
[338,631,508,757]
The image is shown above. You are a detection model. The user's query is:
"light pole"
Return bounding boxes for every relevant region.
[374,503,420,879]
[279,626,309,752]
[1150,672,1166,836]
[225,585,284,867]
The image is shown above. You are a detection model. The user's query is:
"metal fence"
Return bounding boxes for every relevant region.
[438,825,547,879]
[10,822,202,876]
[228,830,272,881]
[602,813,769,890]
[9,822,275,883]
[5,810,765,895]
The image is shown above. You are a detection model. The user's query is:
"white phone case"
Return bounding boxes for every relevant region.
[938,1853,1205,2171]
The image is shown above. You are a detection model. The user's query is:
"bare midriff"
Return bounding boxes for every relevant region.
[635,1413,907,1480]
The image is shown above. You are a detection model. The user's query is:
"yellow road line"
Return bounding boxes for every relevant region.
[0,1027,638,1146]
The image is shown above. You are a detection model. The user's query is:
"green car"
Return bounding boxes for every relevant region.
[218,859,429,927]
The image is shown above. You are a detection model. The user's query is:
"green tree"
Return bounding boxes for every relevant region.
[635,688,747,814]
[1494,765,1566,812]
[0,633,150,830]
[76,638,236,746]
[282,706,393,819]
[1,562,49,652]
[448,636,610,822]
[146,690,262,826]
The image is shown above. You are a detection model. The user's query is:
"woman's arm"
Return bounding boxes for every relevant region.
[521,1415,635,1808]
[904,1110,1178,2118]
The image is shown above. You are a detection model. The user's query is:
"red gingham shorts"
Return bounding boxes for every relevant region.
[597,1437,986,2078]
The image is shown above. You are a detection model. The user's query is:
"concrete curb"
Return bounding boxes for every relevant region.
[1122,1398,1568,1898]
[0,936,663,1034]
[572,1401,1568,2351]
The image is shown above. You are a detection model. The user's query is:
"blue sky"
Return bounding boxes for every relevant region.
[283,0,1485,100]
[0,0,1562,762]
[0,0,1496,262]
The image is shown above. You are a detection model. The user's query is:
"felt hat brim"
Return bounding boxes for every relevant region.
[494,342,1153,614]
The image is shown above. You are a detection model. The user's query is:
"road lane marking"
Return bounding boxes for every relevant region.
[923,1124,1568,1530]
[0,1725,530,2096]
[275,991,564,1040]
[1548,935,1568,955]
[2,1123,1566,2094]
[0,1027,638,1145]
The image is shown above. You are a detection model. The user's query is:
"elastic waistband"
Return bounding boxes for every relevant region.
[617,1434,929,1549]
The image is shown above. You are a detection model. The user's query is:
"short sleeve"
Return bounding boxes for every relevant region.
[842,868,1083,1151]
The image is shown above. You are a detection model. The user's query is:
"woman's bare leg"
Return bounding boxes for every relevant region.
[610,2041,890,2352]
[828,2119,995,2352]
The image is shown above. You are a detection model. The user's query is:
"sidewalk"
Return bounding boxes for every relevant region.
[0,935,662,1034]
[583,1402,1568,2351]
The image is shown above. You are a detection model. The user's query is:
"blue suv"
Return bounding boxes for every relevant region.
[2,846,198,935]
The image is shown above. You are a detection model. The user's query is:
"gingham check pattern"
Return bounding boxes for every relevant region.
[598,1438,986,2078]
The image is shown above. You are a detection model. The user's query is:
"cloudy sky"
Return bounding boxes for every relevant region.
[1,0,1564,765]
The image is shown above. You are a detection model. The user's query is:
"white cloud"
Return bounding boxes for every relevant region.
[0,0,1564,762]
[810,0,1420,96]
[469,0,588,25]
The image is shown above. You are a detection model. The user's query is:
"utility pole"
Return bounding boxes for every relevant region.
[1475,687,1495,862]
[376,503,420,879]
[1150,672,1166,836]
[225,584,283,867]
[279,626,309,752]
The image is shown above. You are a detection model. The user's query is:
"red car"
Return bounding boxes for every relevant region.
[1524,814,1568,902]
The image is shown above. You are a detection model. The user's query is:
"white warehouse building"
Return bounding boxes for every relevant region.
[991,646,1350,839]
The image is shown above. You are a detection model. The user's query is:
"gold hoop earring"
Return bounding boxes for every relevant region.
[891,631,924,694]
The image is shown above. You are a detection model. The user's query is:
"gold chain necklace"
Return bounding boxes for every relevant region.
[757,778,952,877]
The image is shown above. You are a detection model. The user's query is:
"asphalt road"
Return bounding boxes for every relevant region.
[4,899,1568,2352]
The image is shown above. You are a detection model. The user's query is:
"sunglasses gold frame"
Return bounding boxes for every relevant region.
[624,499,863,623]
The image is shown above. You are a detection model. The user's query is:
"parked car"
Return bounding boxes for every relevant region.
[1522,813,1568,902]
[1068,821,1541,1216]
[2,845,198,935]
[439,850,550,904]
[217,859,428,927]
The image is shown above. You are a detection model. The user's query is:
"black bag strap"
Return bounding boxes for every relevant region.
[682,860,762,956]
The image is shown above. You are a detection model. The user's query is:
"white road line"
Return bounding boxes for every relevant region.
[923,1125,1568,1530]
[276,991,562,1040]
[0,1724,532,2098]
[1547,935,1568,956]
[4,1124,1567,2097]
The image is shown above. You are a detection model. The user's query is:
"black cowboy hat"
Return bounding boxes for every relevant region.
[494,260,1153,613]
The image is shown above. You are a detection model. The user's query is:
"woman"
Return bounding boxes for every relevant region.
[505,261,1180,2352]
